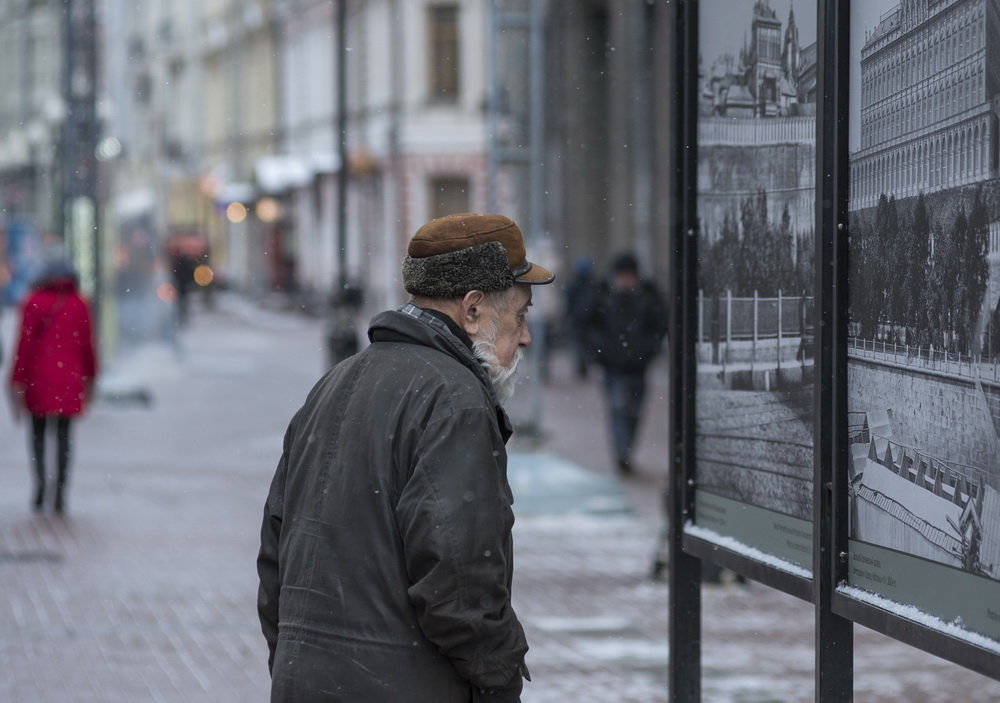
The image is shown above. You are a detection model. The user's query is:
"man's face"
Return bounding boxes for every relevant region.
[613,269,638,292]
[485,284,533,369]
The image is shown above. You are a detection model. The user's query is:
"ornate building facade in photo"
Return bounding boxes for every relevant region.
[850,0,1000,211]
[698,0,817,246]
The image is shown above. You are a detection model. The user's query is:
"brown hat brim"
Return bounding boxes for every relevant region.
[515,261,555,285]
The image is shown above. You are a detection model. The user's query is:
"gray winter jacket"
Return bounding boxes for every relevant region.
[257,305,529,702]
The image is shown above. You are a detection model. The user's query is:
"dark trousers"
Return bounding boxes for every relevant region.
[30,415,72,509]
[601,368,647,461]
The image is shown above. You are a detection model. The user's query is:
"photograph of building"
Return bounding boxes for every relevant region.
[849,0,999,210]
[695,0,817,525]
[847,0,1000,581]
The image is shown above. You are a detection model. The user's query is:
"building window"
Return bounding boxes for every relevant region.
[429,5,460,102]
[429,176,470,219]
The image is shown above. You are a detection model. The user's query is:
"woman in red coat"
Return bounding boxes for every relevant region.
[9,258,98,513]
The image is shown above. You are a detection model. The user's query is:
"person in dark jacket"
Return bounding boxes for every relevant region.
[564,255,596,379]
[257,213,554,703]
[9,256,98,513]
[586,252,667,475]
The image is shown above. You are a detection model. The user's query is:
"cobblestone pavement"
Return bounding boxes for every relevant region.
[1,298,999,702]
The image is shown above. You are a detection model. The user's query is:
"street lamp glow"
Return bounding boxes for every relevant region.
[226,201,248,223]
[95,136,122,161]
[256,197,282,223]
[157,283,177,302]
[194,265,214,287]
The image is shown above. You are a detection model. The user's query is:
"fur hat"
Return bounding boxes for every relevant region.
[402,213,554,298]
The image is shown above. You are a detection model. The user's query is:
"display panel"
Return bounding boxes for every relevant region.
[690,0,819,578]
[845,0,1000,649]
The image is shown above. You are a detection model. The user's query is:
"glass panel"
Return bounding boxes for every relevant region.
[693,0,818,575]
[847,0,1000,645]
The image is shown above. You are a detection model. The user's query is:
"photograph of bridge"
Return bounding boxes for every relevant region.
[847,0,1000,581]
[695,0,817,524]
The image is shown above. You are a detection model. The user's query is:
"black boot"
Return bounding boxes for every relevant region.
[54,466,68,515]
[31,415,47,512]
[54,418,70,515]
[616,455,633,475]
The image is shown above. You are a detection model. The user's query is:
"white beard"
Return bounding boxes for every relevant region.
[472,340,523,405]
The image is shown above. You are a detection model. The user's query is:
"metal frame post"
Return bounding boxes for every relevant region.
[59,0,100,326]
[335,0,349,292]
[814,0,853,699]
[669,2,701,701]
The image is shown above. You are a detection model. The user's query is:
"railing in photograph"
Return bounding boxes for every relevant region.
[847,412,869,444]
[854,483,963,558]
[859,432,988,573]
[847,337,1000,384]
[698,290,815,343]
[867,433,986,511]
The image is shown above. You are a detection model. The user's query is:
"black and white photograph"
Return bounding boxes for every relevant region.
[695,0,818,525]
[847,0,1000,582]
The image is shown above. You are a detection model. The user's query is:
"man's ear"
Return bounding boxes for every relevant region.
[458,289,487,336]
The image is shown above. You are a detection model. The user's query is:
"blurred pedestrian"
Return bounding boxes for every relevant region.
[587,252,667,475]
[257,213,553,702]
[8,256,98,513]
[564,255,596,379]
[170,251,197,327]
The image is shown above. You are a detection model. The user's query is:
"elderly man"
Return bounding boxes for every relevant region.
[257,213,553,702]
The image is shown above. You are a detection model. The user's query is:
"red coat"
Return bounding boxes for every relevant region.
[10,278,98,417]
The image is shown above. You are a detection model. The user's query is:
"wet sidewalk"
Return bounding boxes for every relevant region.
[1,297,998,702]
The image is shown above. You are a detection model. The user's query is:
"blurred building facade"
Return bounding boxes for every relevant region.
[108,0,498,315]
[0,0,63,304]
[272,0,494,313]
[544,0,676,285]
[1,0,679,328]
[0,1,62,232]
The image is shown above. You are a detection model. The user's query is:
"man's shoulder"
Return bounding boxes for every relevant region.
[640,278,664,294]
[638,280,666,307]
[365,340,487,397]
[367,333,469,368]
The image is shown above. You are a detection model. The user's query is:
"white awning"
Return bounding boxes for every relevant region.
[216,181,255,205]
[309,150,342,176]
[115,187,156,218]
[254,155,312,194]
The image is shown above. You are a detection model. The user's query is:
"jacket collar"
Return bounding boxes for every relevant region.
[368,305,513,441]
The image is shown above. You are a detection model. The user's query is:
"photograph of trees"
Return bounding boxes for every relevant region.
[700,191,814,299]
[849,189,990,353]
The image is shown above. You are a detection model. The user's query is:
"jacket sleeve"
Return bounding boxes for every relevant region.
[10,298,39,389]
[257,421,294,673]
[395,406,529,699]
[646,282,669,347]
[583,282,609,361]
[78,298,98,383]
